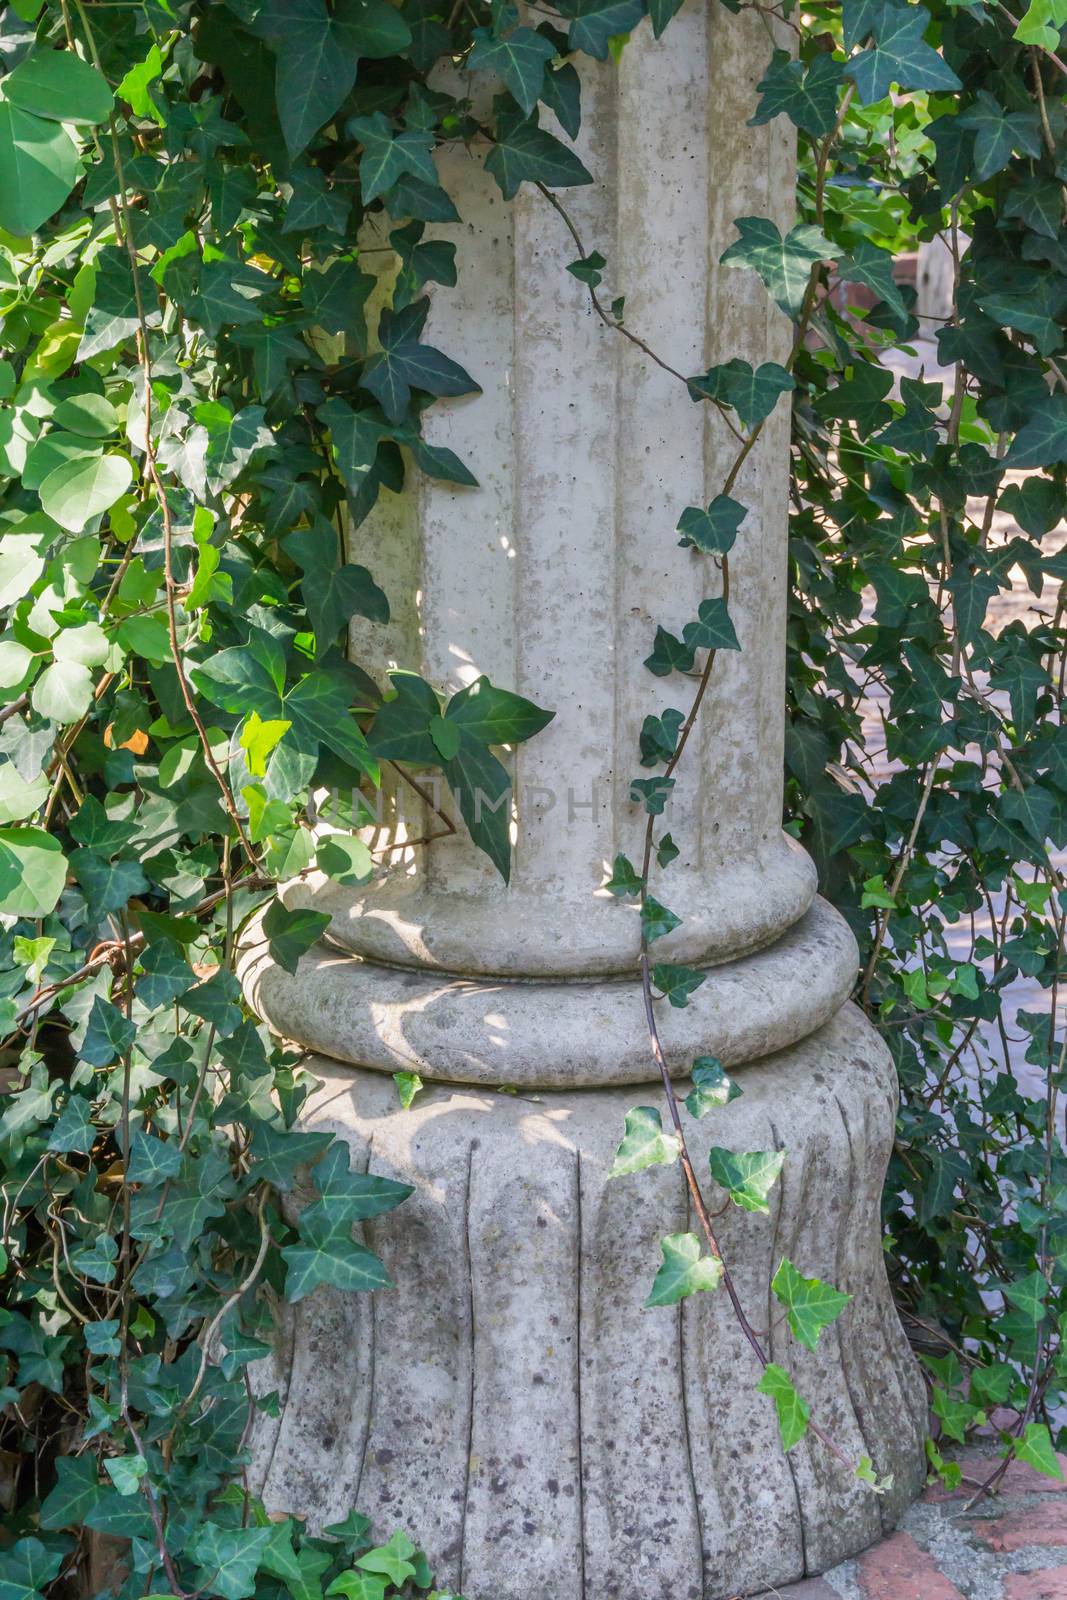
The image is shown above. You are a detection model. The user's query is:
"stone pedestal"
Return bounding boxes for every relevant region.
[239,5,927,1594]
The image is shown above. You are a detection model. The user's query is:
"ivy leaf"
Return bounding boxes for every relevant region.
[441,735,513,880]
[301,259,376,343]
[607,1106,680,1178]
[467,26,557,116]
[38,1457,101,1531]
[771,1258,851,1350]
[356,1532,418,1588]
[651,962,706,1007]
[839,240,908,323]
[362,299,480,423]
[192,401,276,493]
[656,833,679,868]
[640,707,684,766]
[0,828,66,918]
[0,102,80,236]
[191,1524,273,1600]
[258,0,411,157]
[127,1129,184,1186]
[688,359,795,431]
[1013,1422,1065,1481]
[393,1071,423,1110]
[0,1540,65,1600]
[645,627,695,677]
[684,1057,741,1117]
[757,1363,810,1451]
[750,50,843,138]
[683,597,739,653]
[485,108,594,200]
[301,1140,412,1227]
[70,852,148,921]
[367,672,440,763]
[284,526,389,650]
[49,1094,95,1156]
[328,1574,386,1600]
[630,775,675,814]
[1005,394,1067,467]
[959,91,1041,181]
[247,1123,334,1190]
[348,112,437,202]
[846,1,961,104]
[604,853,644,897]
[82,996,137,1067]
[262,900,332,975]
[558,0,645,58]
[645,1233,724,1307]
[676,495,747,555]
[708,1146,785,1212]
[443,676,554,744]
[721,217,831,316]
[282,1213,393,1302]
[641,896,681,943]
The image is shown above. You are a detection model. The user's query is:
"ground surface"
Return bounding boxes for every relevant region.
[770,1446,1067,1600]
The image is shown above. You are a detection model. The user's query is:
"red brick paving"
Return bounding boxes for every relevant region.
[972,1499,1067,1552]
[1004,1571,1067,1600]
[774,1443,1067,1598]
[853,1531,966,1599]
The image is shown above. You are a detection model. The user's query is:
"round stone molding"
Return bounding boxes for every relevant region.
[279,835,817,980]
[237,896,858,1088]
[248,1005,927,1600]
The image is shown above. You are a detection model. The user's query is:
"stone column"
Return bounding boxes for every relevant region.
[239,6,927,1596]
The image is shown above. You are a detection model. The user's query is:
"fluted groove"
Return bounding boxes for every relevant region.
[249,1006,926,1599]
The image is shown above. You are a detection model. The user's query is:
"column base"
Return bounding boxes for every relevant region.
[248,1003,927,1600]
[237,896,859,1088]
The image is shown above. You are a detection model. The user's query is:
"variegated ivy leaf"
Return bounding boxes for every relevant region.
[757,1362,810,1451]
[607,1106,680,1179]
[684,1057,741,1118]
[771,1258,851,1350]
[708,1146,785,1213]
[645,1233,723,1307]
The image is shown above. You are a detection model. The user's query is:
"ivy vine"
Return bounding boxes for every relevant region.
[0,0,1066,1593]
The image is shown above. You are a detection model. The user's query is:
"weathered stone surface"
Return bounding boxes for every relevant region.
[239,896,858,1088]
[249,1007,926,1599]
[241,4,929,1590]
[285,0,805,980]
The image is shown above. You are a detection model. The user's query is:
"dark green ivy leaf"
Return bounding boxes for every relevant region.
[688,359,795,430]
[263,900,333,975]
[557,0,645,57]
[485,107,594,200]
[362,299,481,424]
[676,495,747,555]
[750,49,843,138]
[467,25,557,116]
[721,217,831,317]
[81,996,137,1068]
[651,962,706,1007]
[846,1,961,104]
[258,0,412,158]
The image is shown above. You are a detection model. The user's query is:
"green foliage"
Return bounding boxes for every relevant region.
[2,0,1067,1574]
[772,1258,852,1350]
[607,1106,680,1177]
[757,1363,811,1451]
[645,1233,724,1306]
[780,0,1067,1484]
